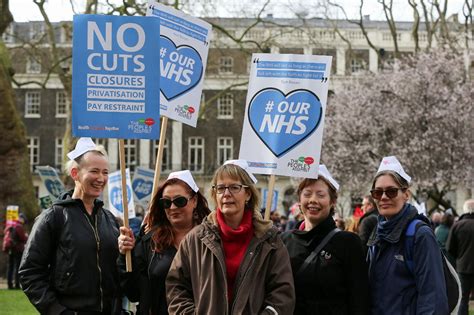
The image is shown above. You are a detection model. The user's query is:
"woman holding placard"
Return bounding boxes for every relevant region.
[19,138,123,314]
[118,170,210,315]
[366,156,449,314]
[166,160,295,314]
[281,164,369,315]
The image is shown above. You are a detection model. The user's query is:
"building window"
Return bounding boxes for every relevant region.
[55,137,63,170]
[30,23,45,41]
[123,139,138,171]
[217,137,233,165]
[2,24,14,43]
[351,58,366,73]
[347,31,364,40]
[217,93,234,119]
[27,137,40,171]
[383,32,401,41]
[25,91,41,117]
[219,56,233,74]
[188,137,204,173]
[152,138,171,172]
[93,138,108,151]
[56,91,68,117]
[26,57,41,74]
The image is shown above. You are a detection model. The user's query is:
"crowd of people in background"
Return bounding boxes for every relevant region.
[2,138,472,314]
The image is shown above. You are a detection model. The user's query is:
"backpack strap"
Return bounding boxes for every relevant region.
[404,218,425,274]
[297,228,341,276]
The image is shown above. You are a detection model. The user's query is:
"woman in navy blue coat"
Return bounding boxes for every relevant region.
[367,156,448,315]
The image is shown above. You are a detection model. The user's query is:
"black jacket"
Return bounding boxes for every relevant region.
[447,212,474,274]
[19,192,121,314]
[281,216,369,315]
[118,229,177,315]
[357,209,378,255]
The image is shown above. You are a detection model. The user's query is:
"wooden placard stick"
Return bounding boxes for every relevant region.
[118,139,132,272]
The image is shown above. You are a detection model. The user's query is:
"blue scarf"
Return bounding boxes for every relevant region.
[376,203,410,242]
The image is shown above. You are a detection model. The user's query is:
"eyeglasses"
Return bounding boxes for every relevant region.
[370,187,406,200]
[158,196,193,209]
[212,184,248,194]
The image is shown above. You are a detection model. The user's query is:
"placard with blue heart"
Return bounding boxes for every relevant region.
[108,168,136,218]
[36,166,65,200]
[110,186,133,212]
[160,36,203,101]
[248,88,322,157]
[239,53,332,178]
[147,1,212,127]
[131,167,155,207]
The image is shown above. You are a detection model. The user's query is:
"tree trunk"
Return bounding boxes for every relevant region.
[0,41,39,222]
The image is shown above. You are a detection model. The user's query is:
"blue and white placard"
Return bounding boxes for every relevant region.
[262,189,279,212]
[108,168,136,219]
[132,167,154,208]
[239,53,332,178]
[72,14,161,139]
[147,1,212,127]
[36,166,65,199]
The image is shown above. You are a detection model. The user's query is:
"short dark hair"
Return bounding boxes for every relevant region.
[297,177,338,215]
[363,195,377,209]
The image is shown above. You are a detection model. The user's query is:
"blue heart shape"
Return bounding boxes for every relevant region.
[248,88,322,157]
[160,36,203,101]
[110,186,132,213]
[132,179,153,200]
[45,179,63,198]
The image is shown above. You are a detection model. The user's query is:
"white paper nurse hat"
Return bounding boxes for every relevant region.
[67,138,96,160]
[376,156,411,183]
[224,159,258,184]
[318,164,340,191]
[167,170,199,192]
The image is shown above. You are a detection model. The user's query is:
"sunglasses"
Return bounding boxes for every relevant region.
[158,196,193,209]
[370,187,406,200]
[212,184,248,195]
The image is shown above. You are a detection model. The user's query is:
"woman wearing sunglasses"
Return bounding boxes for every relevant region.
[117,170,210,315]
[281,164,369,315]
[366,156,448,315]
[166,160,295,314]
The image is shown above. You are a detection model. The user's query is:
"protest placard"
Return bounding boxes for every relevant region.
[108,169,136,219]
[6,205,19,225]
[239,53,332,179]
[132,167,154,209]
[36,166,65,199]
[72,14,161,139]
[262,189,279,212]
[147,1,212,127]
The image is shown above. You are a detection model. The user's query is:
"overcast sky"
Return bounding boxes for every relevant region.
[10,0,468,22]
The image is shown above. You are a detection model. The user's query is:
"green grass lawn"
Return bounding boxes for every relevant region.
[0,288,473,315]
[0,289,38,315]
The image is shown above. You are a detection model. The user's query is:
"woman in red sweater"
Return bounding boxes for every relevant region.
[167,160,295,314]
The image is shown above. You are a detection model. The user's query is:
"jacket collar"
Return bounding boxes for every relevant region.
[367,203,418,246]
[204,208,274,239]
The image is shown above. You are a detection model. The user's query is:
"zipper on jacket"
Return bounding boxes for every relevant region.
[84,212,103,312]
[230,237,266,313]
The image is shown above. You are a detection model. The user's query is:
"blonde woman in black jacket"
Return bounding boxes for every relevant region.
[19,138,121,315]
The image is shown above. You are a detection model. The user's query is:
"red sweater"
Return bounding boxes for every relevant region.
[217,209,254,302]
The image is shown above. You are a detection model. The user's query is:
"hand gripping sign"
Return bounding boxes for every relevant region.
[239,53,332,179]
[147,1,212,127]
